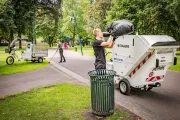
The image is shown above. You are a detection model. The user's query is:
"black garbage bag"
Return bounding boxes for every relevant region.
[107,20,134,37]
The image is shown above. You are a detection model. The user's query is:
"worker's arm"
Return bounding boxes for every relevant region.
[100,35,113,47]
[107,40,115,48]
[107,36,118,48]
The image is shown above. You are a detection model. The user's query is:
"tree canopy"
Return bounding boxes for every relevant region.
[0,0,179,47]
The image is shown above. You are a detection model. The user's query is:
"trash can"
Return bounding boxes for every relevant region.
[88,69,116,116]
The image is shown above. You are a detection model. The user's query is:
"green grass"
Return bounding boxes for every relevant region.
[0,83,128,120]
[69,46,112,60]
[0,46,48,76]
[107,110,128,120]
[169,51,180,72]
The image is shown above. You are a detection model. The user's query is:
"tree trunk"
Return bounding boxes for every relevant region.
[48,37,54,47]
[72,34,75,47]
[49,40,51,47]
[34,39,36,44]
[18,31,22,49]
[52,12,59,45]
[28,28,33,42]
[72,26,76,47]
[51,42,53,47]
[9,29,14,48]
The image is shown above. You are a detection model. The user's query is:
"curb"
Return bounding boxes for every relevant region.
[50,60,90,86]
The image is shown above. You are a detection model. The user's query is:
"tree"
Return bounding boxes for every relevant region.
[0,0,15,47]
[106,0,180,41]
[61,0,89,46]
[85,0,111,31]
[0,0,63,48]
[0,0,36,48]
[12,0,35,48]
[36,14,56,47]
[36,0,63,46]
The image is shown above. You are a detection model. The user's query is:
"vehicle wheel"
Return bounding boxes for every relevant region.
[6,56,14,65]
[38,57,43,63]
[119,79,131,95]
[147,87,153,91]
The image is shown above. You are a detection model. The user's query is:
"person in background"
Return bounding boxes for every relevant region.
[63,42,66,49]
[65,42,68,49]
[92,28,114,69]
[66,42,69,50]
[64,42,67,50]
[56,39,66,63]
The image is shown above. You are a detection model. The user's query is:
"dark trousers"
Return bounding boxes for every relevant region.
[59,48,66,62]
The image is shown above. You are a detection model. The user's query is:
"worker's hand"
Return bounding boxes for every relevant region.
[108,35,113,42]
[113,36,118,42]
[109,35,113,39]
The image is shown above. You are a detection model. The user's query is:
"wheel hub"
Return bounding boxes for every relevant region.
[120,82,127,93]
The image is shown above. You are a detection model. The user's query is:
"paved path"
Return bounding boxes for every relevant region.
[48,49,180,120]
[0,64,84,98]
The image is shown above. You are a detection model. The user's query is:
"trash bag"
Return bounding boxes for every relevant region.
[107,20,134,37]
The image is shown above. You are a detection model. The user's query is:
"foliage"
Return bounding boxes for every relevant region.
[0,0,15,43]
[36,0,62,47]
[0,0,63,47]
[61,0,90,46]
[0,0,180,48]
[83,0,111,41]
[106,0,180,40]
[36,14,55,47]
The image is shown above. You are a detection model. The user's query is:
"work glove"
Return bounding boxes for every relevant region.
[113,36,118,42]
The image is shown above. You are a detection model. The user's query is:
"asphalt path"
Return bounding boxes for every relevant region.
[0,64,84,98]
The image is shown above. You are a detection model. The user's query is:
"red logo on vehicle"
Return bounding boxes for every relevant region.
[149,72,154,77]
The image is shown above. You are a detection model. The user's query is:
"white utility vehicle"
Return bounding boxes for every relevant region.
[5,39,48,65]
[106,35,179,95]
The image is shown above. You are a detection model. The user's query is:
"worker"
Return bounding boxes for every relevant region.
[92,28,114,69]
[56,39,66,63]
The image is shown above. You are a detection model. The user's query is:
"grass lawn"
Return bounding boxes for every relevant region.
[0,46,48,76]
[69,46,112,60]
[70,46,180,72]
[0,83,128,120]
[169,50,180,72]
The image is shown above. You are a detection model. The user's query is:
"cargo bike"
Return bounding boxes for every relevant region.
[5,38,48,65]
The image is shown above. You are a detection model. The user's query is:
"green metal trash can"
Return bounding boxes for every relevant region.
[88,69,116,116]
